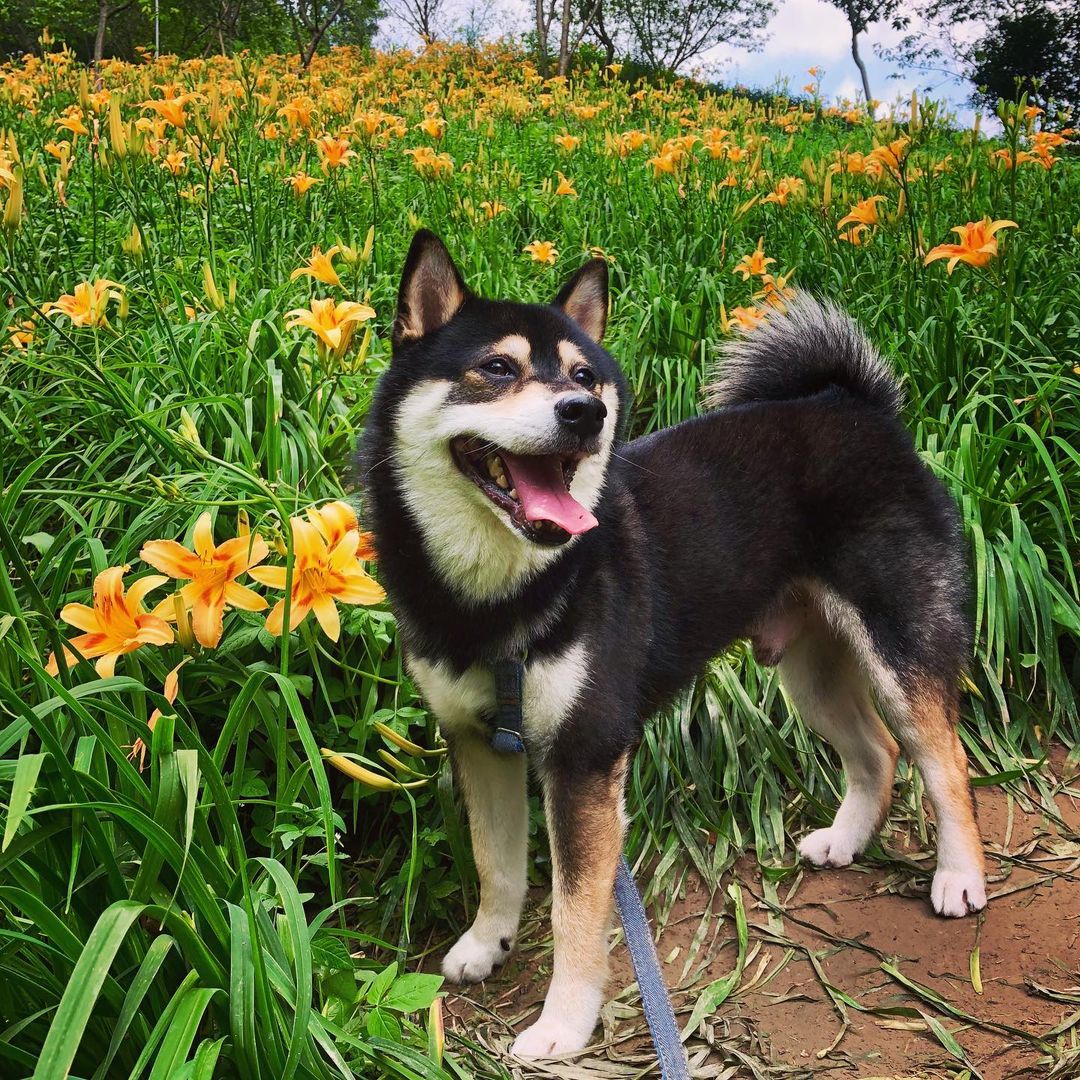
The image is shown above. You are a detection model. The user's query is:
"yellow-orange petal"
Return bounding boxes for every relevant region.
[127,574,171,612]
[248,565,289,590]
[224,581,267,611]
[265,597,286,636]
[190,590,226,648]
[311,592,340,641]
[59,603,100,633]
[141,539,202,579]
[334,571,386,605]
[328,530,360,570]
[134,617,175,647]
[216,534,270,575]
[290,518,326,564]
[96,651,121,678]
[193,513,215,559]
[94,565,129,609]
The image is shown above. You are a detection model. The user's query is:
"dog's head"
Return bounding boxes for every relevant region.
[373,230,627,600]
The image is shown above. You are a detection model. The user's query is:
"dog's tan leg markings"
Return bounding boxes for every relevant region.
[441,734,528,983]
[896,682,986,917]
[511,755,628,1059]
[780,611,899,868]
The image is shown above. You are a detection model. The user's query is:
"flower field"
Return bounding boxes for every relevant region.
[0,40,1078,1078]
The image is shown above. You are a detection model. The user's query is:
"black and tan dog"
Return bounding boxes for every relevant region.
[359,231,986,1058]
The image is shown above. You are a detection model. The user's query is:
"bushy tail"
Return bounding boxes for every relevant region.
[705,295,903,415]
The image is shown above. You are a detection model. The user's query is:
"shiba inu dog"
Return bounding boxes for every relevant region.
[358,230,987,1058]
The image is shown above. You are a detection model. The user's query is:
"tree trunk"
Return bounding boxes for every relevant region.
[94,0,109,65]
[536,0,550,75]
[850,26,874,112]
[557,0,572,74]
[299,0,344,68]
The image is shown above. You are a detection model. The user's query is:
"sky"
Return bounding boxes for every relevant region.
[378,0,988,127]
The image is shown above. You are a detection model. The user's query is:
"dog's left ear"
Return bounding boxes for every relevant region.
[393,230,470,348]
[553,259,608,343]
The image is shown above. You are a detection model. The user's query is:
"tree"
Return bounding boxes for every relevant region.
[381,0,443,42]
[533,0,604,76]
[603,0,774,73]
[882,0,1079,117]
[824,0,900,109]
[969,3,1080,114]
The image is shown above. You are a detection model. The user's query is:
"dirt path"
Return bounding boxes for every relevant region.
[443,755,1080,1078]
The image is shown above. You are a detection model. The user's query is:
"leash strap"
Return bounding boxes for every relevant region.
[489,657,690,1077]
[614,856,690,1079]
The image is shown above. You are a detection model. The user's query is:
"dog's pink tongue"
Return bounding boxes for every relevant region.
[501,452,598,535]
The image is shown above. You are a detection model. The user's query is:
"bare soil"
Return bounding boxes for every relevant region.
[442,751,1080,1079]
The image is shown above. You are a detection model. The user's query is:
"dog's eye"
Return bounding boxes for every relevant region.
[479,357,515,378]
[572,367,597,389]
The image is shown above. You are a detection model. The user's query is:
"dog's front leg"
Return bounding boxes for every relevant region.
[442,733,528,984]
[511,754,629,1059]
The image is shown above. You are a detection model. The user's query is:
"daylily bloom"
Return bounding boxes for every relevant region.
[523,240,558,264]
[837,195,885,231]
[8,318,34,349]
[416,116,446,139]
[553,133,580,152]
[47,566,173,678]
[141,512,269,648]
[732,237,774,279]
[721,304,769,333]
[249,518,384,641]
[43,280,123,328]
[554,171,577,197]
[291,244,342,287]
[923,218,1017,274]
[479,199,508,218]
[141,98,187,129]
[314,134,355,169]
[284,172,320,196]
[762,176,805,207]
[285,297,376,358]
[868,137,909,174]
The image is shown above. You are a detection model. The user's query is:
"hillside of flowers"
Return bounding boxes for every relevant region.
[0,39,1077,1077]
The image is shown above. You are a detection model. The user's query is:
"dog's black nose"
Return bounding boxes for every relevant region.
[555,394,606,438]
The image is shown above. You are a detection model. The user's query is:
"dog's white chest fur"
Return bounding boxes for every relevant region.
[408,643,589,751]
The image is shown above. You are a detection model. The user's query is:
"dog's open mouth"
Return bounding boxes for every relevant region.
[450,436,598,546]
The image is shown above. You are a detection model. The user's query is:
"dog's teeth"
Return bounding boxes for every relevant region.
[508,487,517,499]
[496,474,509,489]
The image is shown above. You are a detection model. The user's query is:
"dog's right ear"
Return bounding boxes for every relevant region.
[393,230,469,348]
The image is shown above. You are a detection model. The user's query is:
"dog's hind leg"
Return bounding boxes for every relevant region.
[780,615,900,868]
[891,680,986,917]
[511,753,629,1059]
[442,734,528,984]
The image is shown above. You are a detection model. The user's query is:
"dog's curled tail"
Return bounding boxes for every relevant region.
[705,295,902,416]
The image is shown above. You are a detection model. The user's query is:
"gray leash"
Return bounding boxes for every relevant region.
[491,658,690,1079]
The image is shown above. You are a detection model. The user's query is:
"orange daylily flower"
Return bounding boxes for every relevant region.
[721,304,769,333]
[762,177,805,207]
[554,171,577,197]
[291,244,342,287]
[43,279,123,328]
[523,240,558,264]
[47,566,173,678]
[249,518,384,641]
[923,218,1017,274]
[479,199,508,218]
[314,134,355,169]
[285,297,376,358]
[284,172,321,196]
[553,133,580,152]
[837,195,885,231]
[732,237,774,279]
[416,116,446,139]
[141,512,269,648]
[141,98,187,129]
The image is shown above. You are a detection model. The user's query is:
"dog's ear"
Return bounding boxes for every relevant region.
[553,258,608,343]
[393,230,469,347]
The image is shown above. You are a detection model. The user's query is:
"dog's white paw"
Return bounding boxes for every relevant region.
[931,868,986,917]
[798,826,859,868]
[442,928,511,984]
[510,1014,594,1059]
